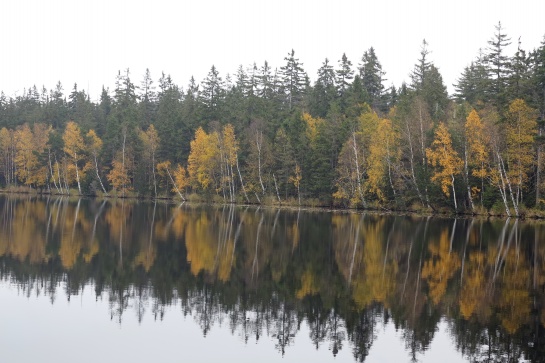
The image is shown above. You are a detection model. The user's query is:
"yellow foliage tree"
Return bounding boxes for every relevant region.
[85,129,107,194]
[187,127,220,192]
[14,124,37,186]
[0,127,15,185]
[505,99,537,205]
[63,121,85,194]
[31,123,51,188]
[172,164,189,195]
[426,122,463,211]
[465,109,489,207]
[302,112,324,147]
[107,149,133,194]
[366,118,398,201]
[140,124,160,196]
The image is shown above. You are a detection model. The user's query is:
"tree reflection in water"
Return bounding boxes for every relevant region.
[0,195,544,362]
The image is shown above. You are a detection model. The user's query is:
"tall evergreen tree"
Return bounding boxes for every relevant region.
[105,69,139,177]
[95,86,111,137]
[199,65,225,121]
[156,74,183,163]
[68,83,95,131]
[486,21,512,110]
[138,68,157,129]
[410,39,432,92]
[506,38,533,104]
[534,37,545,120]
[422,65,448,121]
[359,47,385,111]
[454,53,489,106]
[336,53,354,96]
[409,40,448,120]
[280,49,306,110]
[310,58,337,117]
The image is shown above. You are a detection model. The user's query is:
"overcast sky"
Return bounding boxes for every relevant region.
[1,0,544,101]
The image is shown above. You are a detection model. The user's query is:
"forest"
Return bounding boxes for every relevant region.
[1,22,544,216]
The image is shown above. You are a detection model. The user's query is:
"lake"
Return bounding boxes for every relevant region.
[0,195,544,362]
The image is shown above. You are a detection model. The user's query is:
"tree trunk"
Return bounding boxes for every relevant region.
[499,154,519,216]
[273,173,281,203]
[464,144,474,212]
[537,126,542,204]
[152,151,157,197]
[74,152,82,195]
[165,166,185,201]
[386,139,396,198]
[352,132,366,207]
[48,149,60,194]
[121,131,126,198]
[256,130,265,194]
[496,153,512,217]
[405,117,425,206]
[94,154,108,195]
[236,155,250,203]
[451,174,458,212]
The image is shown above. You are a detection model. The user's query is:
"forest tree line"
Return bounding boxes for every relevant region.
[1,23,545,215]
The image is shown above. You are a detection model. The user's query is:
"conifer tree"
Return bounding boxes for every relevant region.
[486,22,512,110]
[280,50,306,110]
[359,47,385,111]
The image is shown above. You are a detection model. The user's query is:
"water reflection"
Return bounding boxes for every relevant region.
[0,195,544,362]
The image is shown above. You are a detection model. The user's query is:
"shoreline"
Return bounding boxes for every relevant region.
[2,189,544,221]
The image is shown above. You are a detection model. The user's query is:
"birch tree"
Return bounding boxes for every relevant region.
[426,122,463,211]
[63,121,85,194]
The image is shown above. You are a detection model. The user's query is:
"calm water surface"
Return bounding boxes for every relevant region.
[1,195,544,362]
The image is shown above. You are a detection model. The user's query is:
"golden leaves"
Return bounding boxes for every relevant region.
[426,122,463,197]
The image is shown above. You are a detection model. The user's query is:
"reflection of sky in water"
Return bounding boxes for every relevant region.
[0,281,466,363]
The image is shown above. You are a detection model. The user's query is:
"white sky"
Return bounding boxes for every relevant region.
[1,0,544,101]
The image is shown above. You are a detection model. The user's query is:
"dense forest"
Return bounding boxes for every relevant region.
[1,23,545,216]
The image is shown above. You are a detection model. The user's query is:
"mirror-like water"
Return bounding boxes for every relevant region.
[0,195,544,362]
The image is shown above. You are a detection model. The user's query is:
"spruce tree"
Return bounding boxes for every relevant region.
[486,22,512,110]
[336,53,354,95]
[280,49,306,110]
[310,58,337,117]
[138,68,157,129]
[359,47,385,111]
